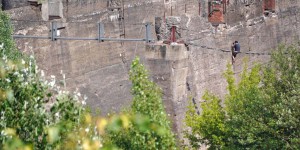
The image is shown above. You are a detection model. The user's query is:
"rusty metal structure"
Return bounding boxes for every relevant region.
[208,0,227,25]
[263,0,275,12]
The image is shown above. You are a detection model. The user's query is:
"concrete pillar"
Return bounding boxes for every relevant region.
[41,1,49,21]
[144,43,188,140]
[42,0,64,21]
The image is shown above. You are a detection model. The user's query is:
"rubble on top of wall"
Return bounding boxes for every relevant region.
[166,16,181,26]
[155,16,183,44]
[246,16,265,27]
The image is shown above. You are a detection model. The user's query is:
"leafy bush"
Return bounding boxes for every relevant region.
[185,45,300,149]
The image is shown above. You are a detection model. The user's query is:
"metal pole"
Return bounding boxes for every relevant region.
[223,0,226,14]
[145,23,152,43]
[12,22,152,42]
[13,35,50,39]
[51,21,57,41]
[171,26,176,42]
[13,36,146,41]
[122,0,126,38]
[208,1,211,17]
[199,1,201,16]
[101,38,146,42]
[98,22,101,42]
[55,37,98,40]
[98,22,104,42]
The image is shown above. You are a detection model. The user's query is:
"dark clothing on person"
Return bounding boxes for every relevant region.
[234,43,240,52]
[231,42,240,64]
[232,51,238,57]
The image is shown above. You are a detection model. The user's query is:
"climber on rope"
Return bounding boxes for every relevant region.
[231,41,240,63]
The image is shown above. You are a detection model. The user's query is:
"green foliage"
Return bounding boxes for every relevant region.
[107,57,177,150]
[185,92,226,149]
[2,128,32,150]
[130,57,169,127]
[261,45,300,149]
[185,45,300,149]
[224,62,272,149]
[0,58,49,149]
[0,10,85,149]
[0,43,85,150]
[0,10,22,60]
[43,112,173,150]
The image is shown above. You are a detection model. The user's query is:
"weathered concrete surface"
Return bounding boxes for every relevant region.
[5,0,300,141]
[144,44,188,139]
[8,0,165,114]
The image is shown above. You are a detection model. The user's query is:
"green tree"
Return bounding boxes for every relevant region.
[0,10,85,149]
[261,45,300,148]
[107,57,177,150]
[185,45,300,149]
[185,92,226,149]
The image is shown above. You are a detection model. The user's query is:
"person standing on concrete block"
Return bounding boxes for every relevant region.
[232,41,240,63]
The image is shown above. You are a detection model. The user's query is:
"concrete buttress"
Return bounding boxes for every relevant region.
[144,43,188,139]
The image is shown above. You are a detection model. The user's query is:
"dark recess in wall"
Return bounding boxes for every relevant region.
[1,0,30,10]
[2,0,11,10]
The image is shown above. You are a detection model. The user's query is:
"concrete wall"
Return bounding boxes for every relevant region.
[5,0,300,140]
[145,44,188,139]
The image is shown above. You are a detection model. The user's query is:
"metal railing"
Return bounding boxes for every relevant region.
[13,22,153,43]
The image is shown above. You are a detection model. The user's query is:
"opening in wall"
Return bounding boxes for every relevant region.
[1,0,31,10]
[1,0,9,10]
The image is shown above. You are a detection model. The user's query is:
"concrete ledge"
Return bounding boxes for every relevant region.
[145,44,188,60]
